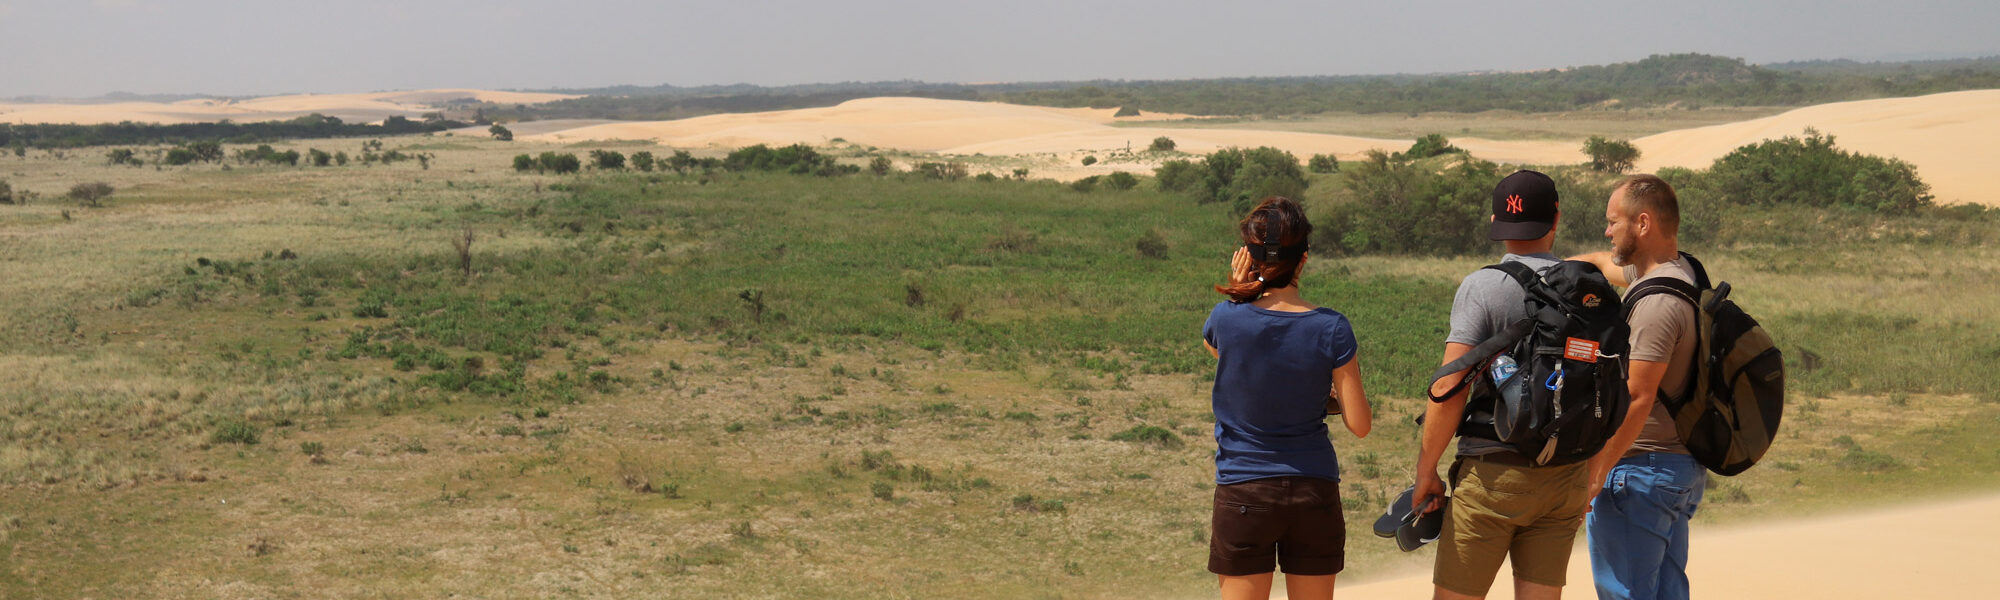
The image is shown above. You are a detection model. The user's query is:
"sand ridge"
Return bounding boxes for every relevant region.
[0,88,579,126]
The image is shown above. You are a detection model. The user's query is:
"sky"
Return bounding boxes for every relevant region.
[1,0,1997,98]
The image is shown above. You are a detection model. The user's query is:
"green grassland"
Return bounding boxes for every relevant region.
[0,136,1995,598]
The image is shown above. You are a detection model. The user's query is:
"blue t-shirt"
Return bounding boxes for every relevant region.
[1202,301,1359,485]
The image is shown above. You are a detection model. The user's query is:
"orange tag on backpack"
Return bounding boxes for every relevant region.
[1564,337,1600,363]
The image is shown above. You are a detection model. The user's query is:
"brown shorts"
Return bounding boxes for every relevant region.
[1432,454,1591,596]
[1208,476,1345,576]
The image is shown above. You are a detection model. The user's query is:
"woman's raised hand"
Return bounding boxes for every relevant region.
[1227,246,1255,286]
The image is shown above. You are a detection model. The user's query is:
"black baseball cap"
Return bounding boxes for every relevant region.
[1489,170,1559,241]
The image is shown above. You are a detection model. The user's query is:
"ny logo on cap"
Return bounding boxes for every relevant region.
[1505,195,1524,214]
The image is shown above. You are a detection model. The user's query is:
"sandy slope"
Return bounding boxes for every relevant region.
[0,88,577,125]
[1331,493,2000,599]
[1632,90,2000,206]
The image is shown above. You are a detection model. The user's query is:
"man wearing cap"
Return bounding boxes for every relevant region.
[1410,170,1591,600]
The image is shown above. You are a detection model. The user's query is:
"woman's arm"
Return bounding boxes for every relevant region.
[1331,357,1370,438]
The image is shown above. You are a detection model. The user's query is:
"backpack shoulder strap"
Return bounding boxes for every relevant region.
[1677,251,1713,290]
[1623,278,1698,318]
[1483,261,1540,288]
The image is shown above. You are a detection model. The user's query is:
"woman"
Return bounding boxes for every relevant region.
[1201,196,1371,600]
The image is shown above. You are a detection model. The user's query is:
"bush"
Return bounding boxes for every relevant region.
[590,149,625,170]
[1316,151,1495,256]
[1148,136,1176,152]
[1081,155,1098,166]
[1308,153,1339,173]
[211,420,261,445]
[66,182,114,207]
[1583,135,1641,173]
[724,143,856,176]
[105,148,136,165]
[538,152,581,174]
[1702,129,1931,213]
[1069,176,1099,193]
[163,148,197,165]
[0,179,12,205]
[912,162,968,181]
[1103,170,1139,191]
[1153,159,1205,193]
[630,151,655,172]
[488,124,513,141]
[1113,106,1141,117]
[307,148,332,167]
[869,156,893,176]
[1397,134,1462,160]
[1109,425,1183,449]
[1135,229,1169,259]
[512,154,535,172]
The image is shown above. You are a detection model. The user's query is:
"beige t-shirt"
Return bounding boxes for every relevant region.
[1622,258,1697,457]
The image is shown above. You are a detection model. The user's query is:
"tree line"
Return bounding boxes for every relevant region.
[0,113,470,150]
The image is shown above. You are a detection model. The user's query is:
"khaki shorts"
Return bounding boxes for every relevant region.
[1432,454,1590,596]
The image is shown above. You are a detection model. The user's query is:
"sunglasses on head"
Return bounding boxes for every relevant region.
[1246,241,1308,263]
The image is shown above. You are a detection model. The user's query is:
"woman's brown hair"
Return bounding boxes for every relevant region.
[1215,196,1312,303]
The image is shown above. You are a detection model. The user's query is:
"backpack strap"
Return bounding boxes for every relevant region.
[1677,251,1713,291]
[1622,276,1701,406]
[1427,318,1533,403]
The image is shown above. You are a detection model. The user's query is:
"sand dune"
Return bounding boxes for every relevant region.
[1333,493,2000,599]
[523,97,1578,178]
[0,88,577,125]
[1633,90,2000,206]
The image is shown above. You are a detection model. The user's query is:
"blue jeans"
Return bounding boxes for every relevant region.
[1586,452,1705,600]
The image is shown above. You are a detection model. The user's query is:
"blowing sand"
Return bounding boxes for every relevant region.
[1632,90,2000,206]
[0,88,577,125]
[1331,492,2000,599]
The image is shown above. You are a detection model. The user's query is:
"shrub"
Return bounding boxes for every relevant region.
[1109,425,1183,449]
[105,148,136,165]
[1081,155,1098,166]
[0,179,12,205]
[1397,134,1462,160]
[1148,136,1176,152]
[1308,153,1340,174]
[66,182,114,207]
[163,147,197,165]
[630,151,655,172]
[869,156,893,176]
[538,152,580,174]
[1103,170,1139,191]
[870,481,894,501]
[1069,176,1098,193]
[1582,135,1641,173]
[488,124,513,141]
[589,149,625,170]
[1702,129,1931,213]
[512,154,535,172]
[1316,150,1495,256]
[1153,159,1205,193]
[1113,106,1141,117]
[1135,229,1169,259]
[912,162,968,181]
[308,148,332,167]
[211,420,261,445]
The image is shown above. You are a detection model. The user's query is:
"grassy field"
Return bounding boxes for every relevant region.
[0,135,1994,598]
[1121,106,1788,141]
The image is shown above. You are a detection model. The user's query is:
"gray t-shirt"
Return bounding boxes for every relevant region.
[1623,258,1697,456]
[1446,252,1559,457]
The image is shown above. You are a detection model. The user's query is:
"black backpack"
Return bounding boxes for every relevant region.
[1428,261,1631,466]
[1623,252,1785,476]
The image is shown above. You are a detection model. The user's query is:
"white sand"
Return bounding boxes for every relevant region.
[1331,492,2000,599]
[1634,90,2000,206]
[0,88,577,125]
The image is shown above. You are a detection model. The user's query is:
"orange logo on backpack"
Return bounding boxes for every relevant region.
[1581,293,1600,308]
[1505,195,1524,213]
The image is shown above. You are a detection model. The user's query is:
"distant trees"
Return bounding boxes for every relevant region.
[489,124,513,141]
[724,143,859,176]
[666,150,696,173]
[513,154,536,172]
[0,115,465,149]
[912,162,969,181]
[1148,137,1176,152]
[105,148,137,165]
[631,151,656,171]
[535,152,582,174]
[1583,135,1640,173]
[235,144,300,166]
[1308,153,1339,174]
[308,148,333,167]
[1316,151,1496,256]
[1114,106,1141,117]
[67,182,114,207]
[869,156,893,176]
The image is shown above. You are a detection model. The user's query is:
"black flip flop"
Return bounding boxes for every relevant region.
[1373,485,1448,552]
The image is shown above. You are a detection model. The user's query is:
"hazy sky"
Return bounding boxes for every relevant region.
[2,0,1996,98]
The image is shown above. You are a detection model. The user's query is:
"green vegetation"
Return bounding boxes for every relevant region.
[1148,136,1176,152]
[1154,146,1309,212]
[65,182,114,208]
[0,113,468,149]
[1583,135,1641,173]
[1690,129,1932,213]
